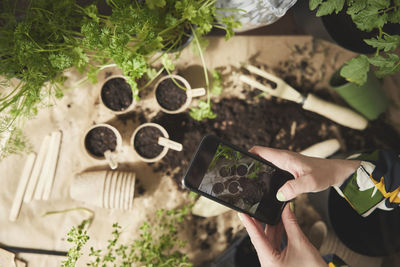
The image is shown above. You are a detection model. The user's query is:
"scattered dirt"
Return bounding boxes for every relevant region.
[84,126,117,157]
[133,126,164,159]
[156,78,187,111]
[101,77,133,111]
[151,96,400,189]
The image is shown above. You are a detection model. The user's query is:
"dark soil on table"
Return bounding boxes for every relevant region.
[101,77,133,111]
[152,96,400,189]
[134,126,164,159]
[156,78,187,111]
[84,126,117,157]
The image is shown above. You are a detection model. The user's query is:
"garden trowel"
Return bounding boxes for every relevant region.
[240,64,368,130]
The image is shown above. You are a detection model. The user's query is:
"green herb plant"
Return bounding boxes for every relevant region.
[0,0,240,158]
[310,0,400,86]
[62,205,193,267]
[0,0,86,158]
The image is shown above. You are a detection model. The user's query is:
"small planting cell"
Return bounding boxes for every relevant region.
[134,126,164,159]
[101,78,133,112]
[156,78,187,111]
[212,182,224,195]
[228,181,240,194]
[219,166,231,177]
[85,126,117,157]
[236,164,248,176]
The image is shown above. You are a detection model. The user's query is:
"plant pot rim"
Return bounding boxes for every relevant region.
[161,25,194,53]
[130,122,169,163]
[154,74,193,114]
[83,123,123,161]
[100,74,137,115]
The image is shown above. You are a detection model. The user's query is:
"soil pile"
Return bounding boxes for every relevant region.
[84,126,117,157]
[134,126,164,159]
[101,77,133,111]
[152,97,400,187]
[156,78,187,111]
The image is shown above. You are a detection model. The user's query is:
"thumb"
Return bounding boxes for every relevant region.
[281,205,306,243]
[277,176,310,201]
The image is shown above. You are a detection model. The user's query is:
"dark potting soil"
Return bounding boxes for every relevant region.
[134,126,164,159]
[101,78,133,111]
[156,78,187,111]
[152,97,400,188]
[84,126,117,157]
[236,165,248,176]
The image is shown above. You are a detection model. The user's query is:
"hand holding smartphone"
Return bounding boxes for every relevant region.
[182,135,294,225]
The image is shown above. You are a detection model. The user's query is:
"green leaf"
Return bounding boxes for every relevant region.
[346,0,367,16]
[340,55,370,86]
[211,70,222,95]
[146,0,166,9]
[351,5,388,31]
[372,53,400,78]
[161,54,175,71]
[189,101,216,121]
[315,0,344,16]
[364,35,400,52]
[309,0,322,11]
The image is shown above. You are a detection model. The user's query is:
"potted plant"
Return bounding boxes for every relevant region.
[100,75,136,114]
[329,68,388,120]
[154,74,206,114]
[310,0,399,119]
[0,0,240,158]
[83,123,122,169]
[130,122,183,163]
[0,0,87,158]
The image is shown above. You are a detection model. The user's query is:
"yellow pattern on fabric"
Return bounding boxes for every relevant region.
[328,262,336,267]
[371,176,400,203]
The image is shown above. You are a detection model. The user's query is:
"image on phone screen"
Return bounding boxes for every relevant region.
[198,143,276,216]
[183,135,293,224]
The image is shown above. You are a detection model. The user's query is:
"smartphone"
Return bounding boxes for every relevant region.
[182,135,294,225]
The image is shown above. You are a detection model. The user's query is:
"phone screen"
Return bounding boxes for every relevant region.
[183,135,293,224]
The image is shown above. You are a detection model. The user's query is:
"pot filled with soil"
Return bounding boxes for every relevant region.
[236,164,248,176]
[329,69,388,120]
[130,122,183,163]
[83,123,122,169]
[100,75,136,114]
[154,75,205,114]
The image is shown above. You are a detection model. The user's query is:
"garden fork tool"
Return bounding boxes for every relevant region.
[240,64,368,130]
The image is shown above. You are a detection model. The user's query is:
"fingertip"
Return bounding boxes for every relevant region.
[276,191,286,202]
[248,146,260,153]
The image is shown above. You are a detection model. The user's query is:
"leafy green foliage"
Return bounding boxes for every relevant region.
[63,206,193,267]
[340,55,370,86]
[0,0,240,158]
[189,100,216,121]
[61,219,91,267]
[309,0,400,86]
[311,0,345,17]
[209,144,235,168]
[369,53,400,78]
[364,35,400,52]
[211,70,223,95]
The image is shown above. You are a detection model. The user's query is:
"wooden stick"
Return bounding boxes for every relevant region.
[42,131,62,200]
[23,135,50,203]
[9,153,36,221]
[34,132,59,200]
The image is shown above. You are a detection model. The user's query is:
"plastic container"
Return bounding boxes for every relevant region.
[216,0,297,32]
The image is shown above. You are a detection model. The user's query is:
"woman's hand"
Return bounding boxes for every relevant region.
[238,205,326,267]
[249,146,360,202]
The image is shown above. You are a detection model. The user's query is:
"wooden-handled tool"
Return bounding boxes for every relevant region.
[240,64,368,130]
